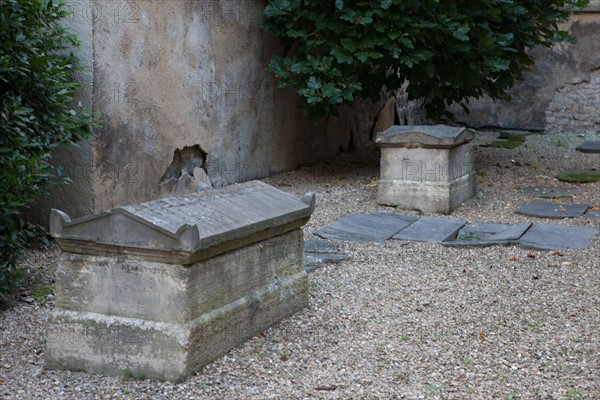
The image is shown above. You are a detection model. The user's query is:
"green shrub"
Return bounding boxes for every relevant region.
[0,0,97,297]
[262,0,589,119]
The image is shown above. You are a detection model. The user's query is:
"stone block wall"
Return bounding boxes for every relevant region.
[545,70,600,134]
[448,10,600,134]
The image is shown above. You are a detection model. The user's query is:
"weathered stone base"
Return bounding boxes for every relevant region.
[377,174,476,214]
[45,230,308,382]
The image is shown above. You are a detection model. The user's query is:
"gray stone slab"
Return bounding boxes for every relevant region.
[443,222,532,247]
[50,181,315,264]
[522,186,580,199]
[575,141,600,154]
[304,238,351,273]
[516,200,589,219]
[583,209,600,221]
[376,125,474,148]
[314,213,418,243]
[392,217,466,242]
[518,224,599,250]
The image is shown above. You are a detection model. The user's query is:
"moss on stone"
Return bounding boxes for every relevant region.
[556,169,600,183]
[484,139,523,149]
[498,130,539,141]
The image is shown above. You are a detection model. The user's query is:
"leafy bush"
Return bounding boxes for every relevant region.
[262,0,589,119]
[0,0,96,297]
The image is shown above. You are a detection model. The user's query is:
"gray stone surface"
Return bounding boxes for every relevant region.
[304,239,351,273]
[516,200,589,219]
[50,181,315,264]
[46,231,308,382]
[315,213,418,243]
[443,222,532,247]
[518,224,599,250]
[392,217,466,242]
[522,187,580,198]
[376,125,474,148]
[304,238,341,254]
[576,141,600,153]
[583,209,600,221]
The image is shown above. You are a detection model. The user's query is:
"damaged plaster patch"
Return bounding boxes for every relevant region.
[545,69,600,134]
[160,145,206,183]
[159,145,213,195]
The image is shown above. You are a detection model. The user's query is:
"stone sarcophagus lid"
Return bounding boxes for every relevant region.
[375,125,476,214]
[46,181,315,382]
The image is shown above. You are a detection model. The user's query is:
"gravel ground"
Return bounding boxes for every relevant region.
[1,130,599,399]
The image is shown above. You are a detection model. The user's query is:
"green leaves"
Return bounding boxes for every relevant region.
[261,0,587,120]
[1,0,99,297]
[380,0,393,10]
[340,38,356,52]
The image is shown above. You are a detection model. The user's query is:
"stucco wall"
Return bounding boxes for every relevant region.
[26,0,379,226]
[91,0,348,211]
[449,11,600,133]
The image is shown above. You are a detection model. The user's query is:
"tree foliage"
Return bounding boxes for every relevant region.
[262,0,589,119]
[0,0,97,296]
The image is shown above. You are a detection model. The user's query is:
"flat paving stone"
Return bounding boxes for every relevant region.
[392,217,466,242]
[304,238,351,273]
[556,169,600,183]
[518,224,599,250]
[314,212,418,243]
[583,208,600,221]
[522,186,580,199]
[575,141,600,154]
[443,222,532,247]
[516,200,589,219]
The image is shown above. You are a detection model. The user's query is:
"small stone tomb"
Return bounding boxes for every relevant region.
[375,125,476,214]
[46,181,315,382]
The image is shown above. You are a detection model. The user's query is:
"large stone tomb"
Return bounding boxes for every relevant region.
[375,125,476,214]
[45,181,315,382]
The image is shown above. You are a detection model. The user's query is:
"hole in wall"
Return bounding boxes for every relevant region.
[159,145,207,185]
